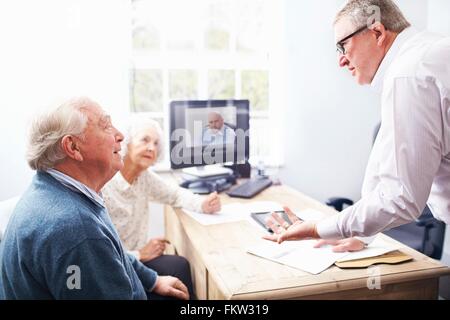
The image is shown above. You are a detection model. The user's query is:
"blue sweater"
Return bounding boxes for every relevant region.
[0,172,157,299]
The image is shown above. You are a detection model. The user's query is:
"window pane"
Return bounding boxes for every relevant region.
[165,0,200,51]
[241,70,269,111]
[208,70,235,99]
[131,0,161,51]
[205,27,229,51]
[235,0,266,53]
[130,69,163,112]
[132,25,160,51]
[169,70,198,100]
[205,0,231,51]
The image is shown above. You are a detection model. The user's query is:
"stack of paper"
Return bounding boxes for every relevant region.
[247,236,402,275]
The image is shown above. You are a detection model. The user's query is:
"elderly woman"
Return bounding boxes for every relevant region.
[102,118,221,299]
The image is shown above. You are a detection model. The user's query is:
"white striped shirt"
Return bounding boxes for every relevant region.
[318,28,450,239]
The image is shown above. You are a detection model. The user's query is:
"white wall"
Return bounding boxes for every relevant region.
[278,0,429,203]
[428,0,450,35]
[0,0,130,201]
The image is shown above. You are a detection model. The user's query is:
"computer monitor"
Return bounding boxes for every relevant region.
[169,100,250,171]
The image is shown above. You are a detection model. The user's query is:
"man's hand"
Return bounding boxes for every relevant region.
[139,237,169,262]
[201,191,221,214]
[314,238,365,252]
[153,276,189,300]
[262,206,319,243]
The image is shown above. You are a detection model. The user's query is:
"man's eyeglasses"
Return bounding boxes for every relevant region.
[336,26,367,55]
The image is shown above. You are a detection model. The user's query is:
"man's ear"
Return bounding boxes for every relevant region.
[370,21,387,47]
[61,135,83,162]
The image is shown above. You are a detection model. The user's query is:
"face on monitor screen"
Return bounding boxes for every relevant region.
[169,100,249,169]
[184,106,237,148]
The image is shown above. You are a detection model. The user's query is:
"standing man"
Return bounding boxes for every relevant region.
[266,0,450,245]
[0,97,189,299]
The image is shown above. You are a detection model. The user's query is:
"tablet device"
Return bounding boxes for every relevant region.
[251,210,292,233]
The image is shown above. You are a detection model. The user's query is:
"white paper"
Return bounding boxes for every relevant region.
[336,236,401,262]
[277,244,347,274]
[182,201,283,226]
[247,239,347,274]
[183,202,333,229]
[294,208,328,221]
[182,205,246,225]
[245,201,284,213]
[247,235,402,274]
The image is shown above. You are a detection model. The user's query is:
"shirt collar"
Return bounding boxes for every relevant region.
[115,170,134,191]
[371,27,419,93]
[208,127,225,136]
[46,168,105,208]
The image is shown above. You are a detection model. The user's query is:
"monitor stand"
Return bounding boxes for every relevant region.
[182,164,233,178]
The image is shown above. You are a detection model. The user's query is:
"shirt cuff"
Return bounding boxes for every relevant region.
[149,275,158,292]
[142,268,158,292]
[316,215,342,239]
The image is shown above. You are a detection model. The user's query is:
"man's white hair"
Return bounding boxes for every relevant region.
[334,0,411,33]
[208,111,224,120]
[26,97,95,171]
[122,117,164,162]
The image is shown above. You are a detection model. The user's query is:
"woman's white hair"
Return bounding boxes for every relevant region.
[26,97,95,171]
[122,117,164,162]
[334,0,411,33]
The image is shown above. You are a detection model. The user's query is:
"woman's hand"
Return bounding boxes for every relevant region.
[201,191,221,214]
[139,237,168,262]
[314,238,366,252]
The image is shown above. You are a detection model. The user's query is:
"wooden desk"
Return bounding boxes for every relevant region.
[164,181,450,300]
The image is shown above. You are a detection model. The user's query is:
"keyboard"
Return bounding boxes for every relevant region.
[226,177,272,198]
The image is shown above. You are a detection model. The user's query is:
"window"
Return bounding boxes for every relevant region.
[130,0,285,167]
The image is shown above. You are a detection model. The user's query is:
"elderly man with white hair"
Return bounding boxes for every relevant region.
[102,118,221,299]
[265,0,450,249]
[0,97,189,300]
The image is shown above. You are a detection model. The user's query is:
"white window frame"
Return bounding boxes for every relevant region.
[130,0,285,169]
